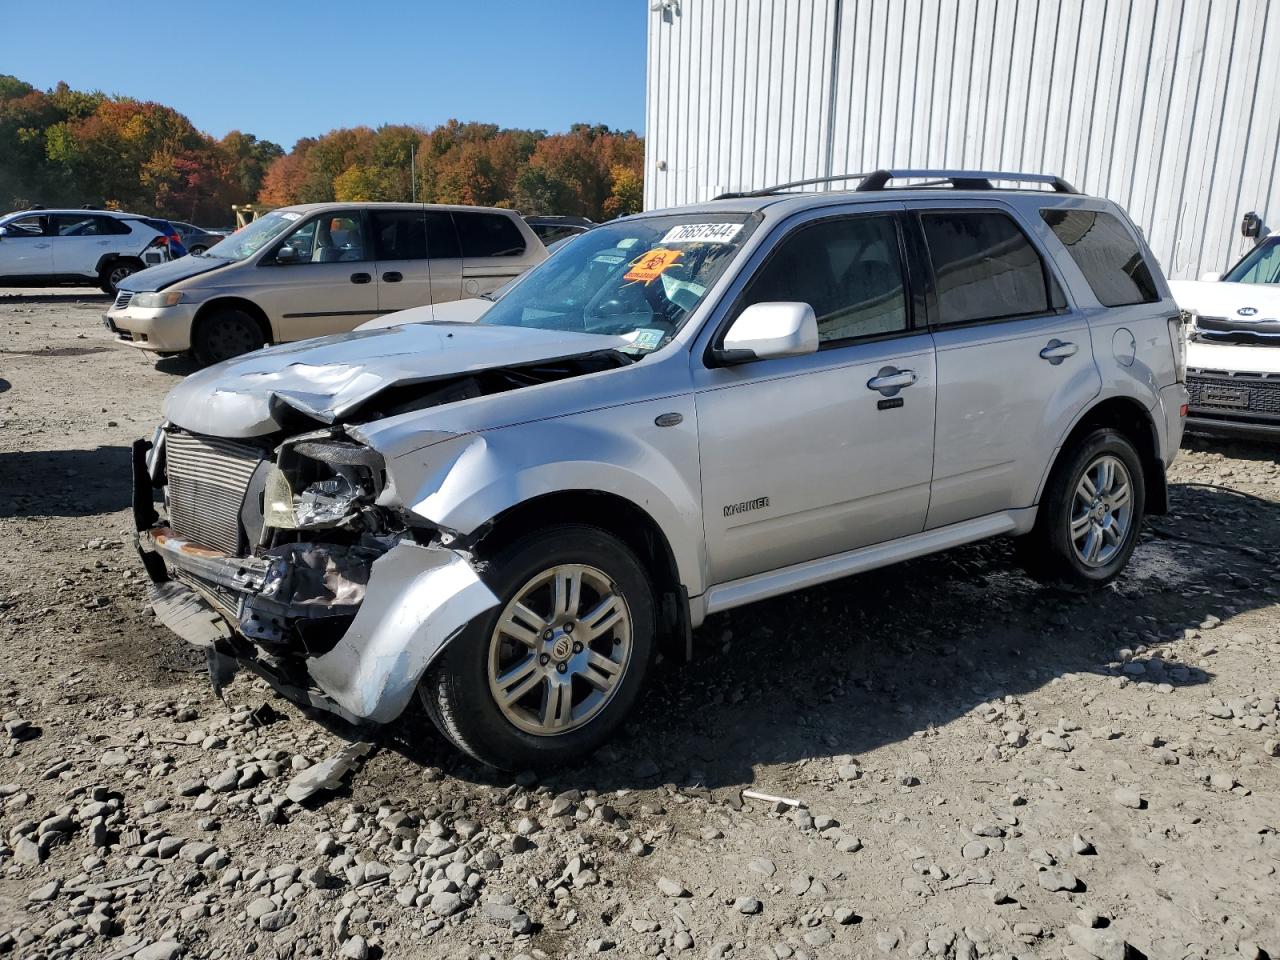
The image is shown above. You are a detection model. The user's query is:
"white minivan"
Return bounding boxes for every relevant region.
[105,202,546,365]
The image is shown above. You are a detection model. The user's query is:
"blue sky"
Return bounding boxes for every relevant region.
[3,1,648,148]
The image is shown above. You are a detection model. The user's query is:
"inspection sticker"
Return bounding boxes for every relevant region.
[624,248,684,284]
[278,211,302,221]
[593,254,626,265]
[660,222,743,244]
[625,328,666,351]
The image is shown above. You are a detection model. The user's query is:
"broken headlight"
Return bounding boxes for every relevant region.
[263,439,384,531]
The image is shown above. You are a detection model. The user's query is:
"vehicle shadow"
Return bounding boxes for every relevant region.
[1183,432,1279,464]
[0,446,133,517]
[154,355,201,378]
[365,479,1278,793]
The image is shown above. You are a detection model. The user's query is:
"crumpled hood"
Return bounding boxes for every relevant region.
[1169,279,1280,321]
[162,322,629,438]
[120,255,230,292]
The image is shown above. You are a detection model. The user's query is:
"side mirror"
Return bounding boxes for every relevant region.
[0,227,8,240]
[274,245,300,264]
[1200,271,1222,283]
[715,302,819,364]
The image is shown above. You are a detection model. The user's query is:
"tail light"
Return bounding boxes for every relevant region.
[1168,313,1188,383]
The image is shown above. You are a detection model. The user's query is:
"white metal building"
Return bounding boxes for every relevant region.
[644,0,1280,280]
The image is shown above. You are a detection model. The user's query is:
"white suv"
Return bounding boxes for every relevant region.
[0,209,176,293]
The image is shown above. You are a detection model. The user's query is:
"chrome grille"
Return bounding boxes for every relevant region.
[164,431,263,555]
[114,291,133,310]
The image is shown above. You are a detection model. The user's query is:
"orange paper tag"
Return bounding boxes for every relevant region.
[624,248,683,283]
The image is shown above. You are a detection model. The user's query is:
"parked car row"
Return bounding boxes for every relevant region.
[132,169,1189,768]
[0,208,186,292]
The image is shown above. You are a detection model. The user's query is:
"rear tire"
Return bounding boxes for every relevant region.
[191,307,266,366]
[1017,428,1145,588]
[99,258,142,294]
[420,524,656,771]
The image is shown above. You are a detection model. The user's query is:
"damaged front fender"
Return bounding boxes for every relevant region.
[306,541,498,723]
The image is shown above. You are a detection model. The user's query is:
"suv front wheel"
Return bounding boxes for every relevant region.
[421,524,655,770]
[1018,428,1146,588]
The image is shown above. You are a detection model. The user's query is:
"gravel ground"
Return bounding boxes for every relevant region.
[0,288,1278,960]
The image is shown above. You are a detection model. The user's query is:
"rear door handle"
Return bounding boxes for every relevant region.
[382,271,402,282]
[866,366,918,395]
[1039,339,1078,364]
[350,272,372,284]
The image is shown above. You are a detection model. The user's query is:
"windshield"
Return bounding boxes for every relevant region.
[1224,237,1280,284]
[477,213,758,354]
[201,211,302,261]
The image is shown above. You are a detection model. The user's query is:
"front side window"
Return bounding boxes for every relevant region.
[3,214,49,236]
[1042,208,1159,306]
[738,214,908,345]
[455,212,526,258]
[921,210,1059,326]
[279,213,367,264]
[478,213,757,354]
[1223,237,1280,285]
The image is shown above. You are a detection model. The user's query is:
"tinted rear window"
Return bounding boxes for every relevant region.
[920,210,1060,326]
[455,212,525,258]
[1041,208,1158,306]
[370,210,461,260]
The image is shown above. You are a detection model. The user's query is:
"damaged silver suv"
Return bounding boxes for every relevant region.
[134,170,1189,769]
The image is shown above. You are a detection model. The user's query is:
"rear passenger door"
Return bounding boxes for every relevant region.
[913,202,1101,529]
[454,211,529,297]
[369,209,464,314]
[51,214,129,276]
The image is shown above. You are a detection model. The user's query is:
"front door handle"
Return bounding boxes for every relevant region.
[1039,339,1078,364]
[350,272,372,284]
[866,366,918,396]
[382,271,403,282]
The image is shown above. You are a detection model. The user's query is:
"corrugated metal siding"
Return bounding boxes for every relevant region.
[645,0,1280,280]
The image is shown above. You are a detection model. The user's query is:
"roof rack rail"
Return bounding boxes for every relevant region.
[857,169,1078,193]
[712,168,1077,200]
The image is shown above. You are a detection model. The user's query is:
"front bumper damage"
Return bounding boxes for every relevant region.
[132,439,498,725]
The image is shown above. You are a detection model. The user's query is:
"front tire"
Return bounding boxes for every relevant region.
[191,307,266,366]
[1018,428,1145,588]
[421,524,656,770]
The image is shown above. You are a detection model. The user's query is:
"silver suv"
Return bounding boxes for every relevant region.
[132,169,1189,769]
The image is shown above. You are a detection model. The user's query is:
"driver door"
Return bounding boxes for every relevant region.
[0,214,53,277]
[693,204,937,585]
[251,210,382,340]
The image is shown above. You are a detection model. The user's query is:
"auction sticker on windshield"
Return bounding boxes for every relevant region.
[625,248,684,284]
[661,223,743,244]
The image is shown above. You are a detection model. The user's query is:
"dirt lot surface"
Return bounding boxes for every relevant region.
[0,288,1278,960]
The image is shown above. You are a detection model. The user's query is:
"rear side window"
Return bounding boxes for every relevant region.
[1041,208,1159,306]
[920,210,1061,326]
[454,212,525,258]
[370,210,428,260]
[740,214,909,345]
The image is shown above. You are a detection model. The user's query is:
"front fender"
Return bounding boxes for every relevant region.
[368,397,707,597]
[307,541,499,723]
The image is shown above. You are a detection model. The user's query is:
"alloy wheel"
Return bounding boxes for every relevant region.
[108,265,134,290]
[1069,454,1133,567]
[487,563,632,736]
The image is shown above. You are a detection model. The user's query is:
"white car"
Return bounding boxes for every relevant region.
[0,209,178,293]
[1170,236,1280,440]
